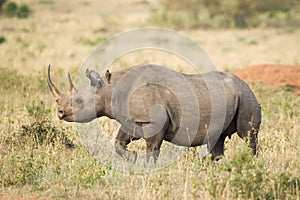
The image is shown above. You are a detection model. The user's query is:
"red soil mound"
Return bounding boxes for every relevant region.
[234,64,300,95]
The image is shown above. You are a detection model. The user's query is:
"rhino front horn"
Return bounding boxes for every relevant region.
[47,64,61,99]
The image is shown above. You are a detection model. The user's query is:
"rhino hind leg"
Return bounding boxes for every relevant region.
[143,107,169,164]
[237,128,258,156]
[236,113,259,156]
[210,135,226,160]
[209,118,237,160]
[144,131,165,164]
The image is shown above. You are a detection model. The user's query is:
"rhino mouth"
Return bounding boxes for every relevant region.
[62,114,94,123]
[58,113,74,122]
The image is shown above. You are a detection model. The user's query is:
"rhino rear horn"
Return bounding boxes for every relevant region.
[86,69,102,88]
[68,72,78,94]
[47,64,61,99]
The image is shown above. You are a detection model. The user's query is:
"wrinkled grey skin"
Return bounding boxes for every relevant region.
[47,64,261,163]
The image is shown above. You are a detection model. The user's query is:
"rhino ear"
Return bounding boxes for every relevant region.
[86,69,102,88]
[105,70,111,84]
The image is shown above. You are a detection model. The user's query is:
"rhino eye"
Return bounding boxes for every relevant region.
[75,98,83,104]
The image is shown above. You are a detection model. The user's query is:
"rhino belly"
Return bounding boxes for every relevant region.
[163,127,208,147]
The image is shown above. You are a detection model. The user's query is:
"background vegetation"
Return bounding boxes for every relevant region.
[0,0,31,18]
[0,0,299,199]
[151,0,300,29]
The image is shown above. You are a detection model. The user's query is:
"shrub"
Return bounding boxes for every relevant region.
[17,4,30,18]
[17,119,75,148]
[2,1,31,18]
[0,36,5,44]
[3,1,17,17]
[21,99,74,148]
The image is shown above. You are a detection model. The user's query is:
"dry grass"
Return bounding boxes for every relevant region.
[0,0,299,199]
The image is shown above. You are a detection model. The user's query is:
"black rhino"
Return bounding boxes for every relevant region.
[47,64,261,162]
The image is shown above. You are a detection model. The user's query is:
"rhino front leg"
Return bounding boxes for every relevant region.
[115,128,137,163]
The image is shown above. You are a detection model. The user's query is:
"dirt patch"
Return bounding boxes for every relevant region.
[234,64,300,95]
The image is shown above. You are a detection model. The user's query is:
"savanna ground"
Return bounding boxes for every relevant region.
[0,0,300,199]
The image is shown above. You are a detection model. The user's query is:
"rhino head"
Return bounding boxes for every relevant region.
[47,65,112,123]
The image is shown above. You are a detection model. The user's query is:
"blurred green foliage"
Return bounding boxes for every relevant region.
[1,1,31,18]
[17,4,31,18]
[3,1,16,17]
[0,35,5,44]
[0,0,6,11]
[152,0,300,29]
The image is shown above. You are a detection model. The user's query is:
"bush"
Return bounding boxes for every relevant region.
[0,36,5,44]
[2,1,31,18]
[3,1,17,17]
[21,99,74,148]
[17,4,30,18]
[17,119,75,148]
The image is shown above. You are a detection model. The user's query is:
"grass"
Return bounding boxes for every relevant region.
[0,67,299,199]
